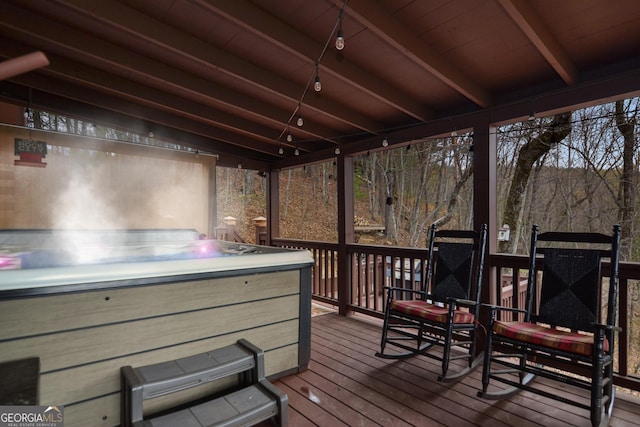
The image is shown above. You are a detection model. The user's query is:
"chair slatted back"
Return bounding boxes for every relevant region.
[525,225,621,333]
[431,242,475,302]
[425,224,487,305]
[535,248,602,331]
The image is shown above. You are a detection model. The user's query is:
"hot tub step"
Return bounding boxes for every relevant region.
[121,339,287,427]
[135,381,282,427]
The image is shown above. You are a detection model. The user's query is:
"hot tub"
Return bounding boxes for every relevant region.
[0,229,311,291]
[0,229,313,427]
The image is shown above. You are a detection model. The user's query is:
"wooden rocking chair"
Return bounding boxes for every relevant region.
[376,224,488,381]
[477,224,621,427]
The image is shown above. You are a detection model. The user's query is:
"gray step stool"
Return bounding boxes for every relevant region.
[121,339,287,426]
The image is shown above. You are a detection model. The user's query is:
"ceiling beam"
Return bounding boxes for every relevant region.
[0,1,338,142]
[498,0,578,85]
[0,48,334,161]
[39,55,284,144]
[0,81,274,168]
[343,0,492,108]
[5,72,286,158]
[0,41,298,153]
[0,51,49,81]
[277,66,640,169]
[45,0,382,135]
[203,0,433,122]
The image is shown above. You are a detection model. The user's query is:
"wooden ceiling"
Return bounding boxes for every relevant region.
[1,0,640,169]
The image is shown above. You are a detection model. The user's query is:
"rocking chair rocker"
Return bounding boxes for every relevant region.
[376,224,488,381]
[477,224,621,427]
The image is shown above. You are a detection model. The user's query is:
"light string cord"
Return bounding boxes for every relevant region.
[277,0,349,149]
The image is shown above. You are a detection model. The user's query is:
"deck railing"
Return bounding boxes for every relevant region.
[272,238,640,393]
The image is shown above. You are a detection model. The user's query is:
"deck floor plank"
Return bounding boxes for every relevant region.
[291,366,415,427]
[317,314,589,426]
[270,313,640,426]
[324,314,621,425]
[276,380,350,427]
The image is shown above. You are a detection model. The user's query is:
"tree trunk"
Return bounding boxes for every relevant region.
[615,100,636,260]
[431,165,473,228]
[614,101,640,377]
[500,112,572,253]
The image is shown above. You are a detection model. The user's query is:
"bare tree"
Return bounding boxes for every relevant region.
[499,112,572,253]
[615,99,637,260]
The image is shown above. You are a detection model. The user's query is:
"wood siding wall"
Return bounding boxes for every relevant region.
[0,269,305,427]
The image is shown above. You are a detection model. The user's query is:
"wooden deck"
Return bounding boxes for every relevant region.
[270,311,640,427]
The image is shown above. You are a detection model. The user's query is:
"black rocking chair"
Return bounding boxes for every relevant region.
[478,224,621,427]
[376,224,488,381]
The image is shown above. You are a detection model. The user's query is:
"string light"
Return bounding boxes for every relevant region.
[335,147,341,155]
[529,98,537,120]
[335,29,344,50]
[295,103,304,127]
[335,10,345,50]
[314,63,321,92]
[275,1,348,151]
[278,147,284,155]
[294,148,300,156]
[382,137,389,147]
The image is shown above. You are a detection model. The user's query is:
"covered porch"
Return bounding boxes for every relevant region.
[2,1,640,425]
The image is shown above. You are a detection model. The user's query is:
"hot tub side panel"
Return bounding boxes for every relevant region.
[0,265,311,427]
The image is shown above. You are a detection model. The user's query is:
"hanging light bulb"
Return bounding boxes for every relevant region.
[382,137,389,147]
[335,9,345,51]
[294,148,300,156]
[335,147,341,155]
[314,63,322,92]
[295,103,304,127]
[287,132,293,142]
[335,28,345,50]
[278,147,284,155]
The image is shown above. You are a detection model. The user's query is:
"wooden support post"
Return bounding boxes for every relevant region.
[267,171,280,245]
[472,119,498,352]
[337,154,354,316]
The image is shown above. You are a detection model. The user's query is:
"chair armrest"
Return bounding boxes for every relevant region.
[481,303,527,314]
[446,297,476,307]
[382,286,423,298]
[480,304,528,325]
[592,322,623,333]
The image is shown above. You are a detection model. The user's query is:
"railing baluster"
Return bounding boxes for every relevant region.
[271,238,640,392]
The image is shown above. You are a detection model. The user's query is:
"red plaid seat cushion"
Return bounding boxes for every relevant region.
[390,300,474,324]
[493,321,608,357]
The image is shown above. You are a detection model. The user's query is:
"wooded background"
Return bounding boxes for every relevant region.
[221,98,639,262]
